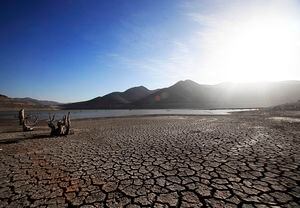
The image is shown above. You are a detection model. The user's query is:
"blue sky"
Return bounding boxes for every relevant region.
[1,0,300,102]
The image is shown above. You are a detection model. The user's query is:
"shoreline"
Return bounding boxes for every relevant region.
[0,108,259,121]
[1,109,300,124]
[0,107,260,111]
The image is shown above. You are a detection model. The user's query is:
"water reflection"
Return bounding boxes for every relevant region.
[0,109,256,120]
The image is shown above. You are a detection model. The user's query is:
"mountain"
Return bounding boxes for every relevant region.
[271,100,300,111]
[0,94,8,100]
[0,94,60,110]
[13,97,61,106]
[62,80,300,109]
[134,80,300,109]
[63,86,155,109]
[2,80,300,110]
[134,80,218,109]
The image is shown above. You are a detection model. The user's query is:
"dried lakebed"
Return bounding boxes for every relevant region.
[0,115,299,207]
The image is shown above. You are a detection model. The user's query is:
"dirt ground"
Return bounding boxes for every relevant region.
[0,114,299,207]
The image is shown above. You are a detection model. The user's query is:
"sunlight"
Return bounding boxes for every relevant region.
[201,9,300,83]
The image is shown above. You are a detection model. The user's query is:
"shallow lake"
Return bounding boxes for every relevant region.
[0,109,256,120]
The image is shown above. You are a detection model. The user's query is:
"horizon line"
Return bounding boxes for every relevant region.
[1,79,300,103]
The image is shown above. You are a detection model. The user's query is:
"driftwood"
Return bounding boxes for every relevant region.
[48,112,71,136]
[18,109,38,131]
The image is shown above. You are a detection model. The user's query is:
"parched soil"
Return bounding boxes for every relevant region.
[0,115,299,207]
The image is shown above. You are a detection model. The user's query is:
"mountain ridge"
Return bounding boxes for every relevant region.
[62,86,157,109]
[0,95,61,110]
[62,80,300,109]
[2,80,300,110]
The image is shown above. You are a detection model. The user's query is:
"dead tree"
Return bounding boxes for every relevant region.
[48,112,71,136]
[18,109,25,125]
[18,109,38,131]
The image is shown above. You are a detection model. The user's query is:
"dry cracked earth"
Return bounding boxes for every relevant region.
[0,115,299,208]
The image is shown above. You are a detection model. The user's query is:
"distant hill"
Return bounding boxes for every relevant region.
[0,94,60,110]
[63,86,156,109]
[134,80,300,109]
[134,80,217,109]
[2,80,300,110]
[271,100,300,111]
[62,80,300,109]
[13,97,61,106]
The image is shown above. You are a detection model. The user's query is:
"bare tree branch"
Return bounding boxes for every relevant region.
[18,109,38,131]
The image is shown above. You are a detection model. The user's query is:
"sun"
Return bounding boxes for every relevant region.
[200,5,300,83]
[224,17,297,82]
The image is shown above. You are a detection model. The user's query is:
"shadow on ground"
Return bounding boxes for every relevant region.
[0,134,52,144]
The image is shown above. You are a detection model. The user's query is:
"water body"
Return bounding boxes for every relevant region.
[0,109,256,120]
[270,117,300,123]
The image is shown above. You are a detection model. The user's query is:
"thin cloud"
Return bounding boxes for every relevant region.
[102,0,300,84]
[106,39,196,82]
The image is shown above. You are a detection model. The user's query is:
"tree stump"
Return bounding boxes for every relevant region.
[48,112,71,136]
